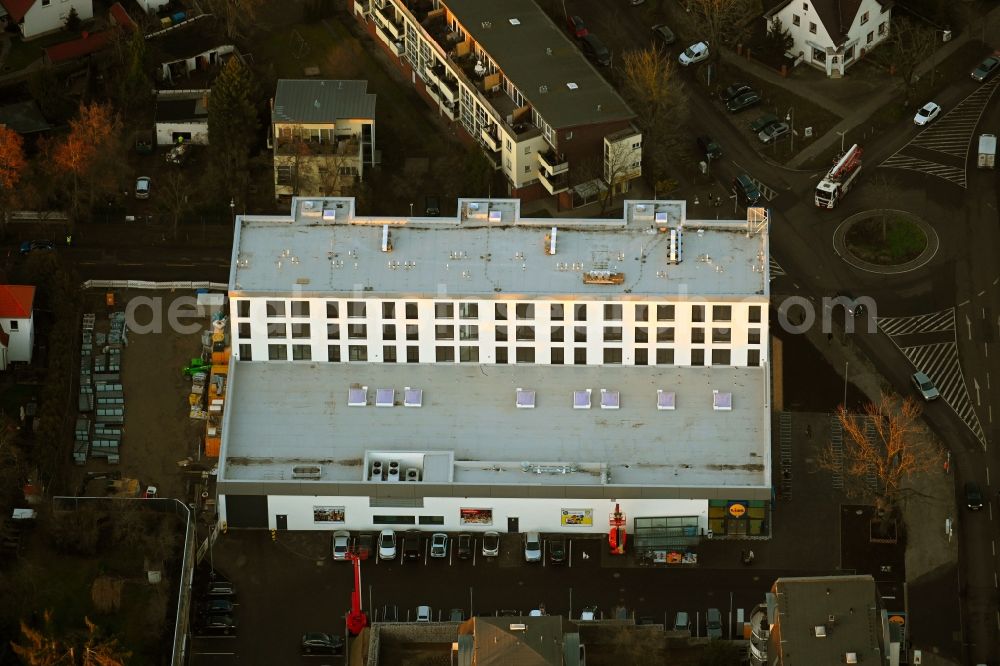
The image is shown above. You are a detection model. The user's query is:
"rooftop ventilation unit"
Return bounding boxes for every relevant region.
[508,18,520,25]
[371,460,384,481]
[381,224,392,252]
[322,208,337,221]
[509,623,526,631]
[489,210,502,223]
[814,625,827,638]
[655,211,668,223]
[291,465,322,479]
[713,390,732,411]
[567,82,578,90]
[600,389,620,410]
[405,468,420,481]
[544,227,557,255]
[387,466,401,482]
[516,388,536,409]
[845,654,858,664]
[348,385,368,407]
[656,389,676,411]
[404,387,423,407]
[375,388,395,407]
[667,228,683,264]
[573,389,592,410]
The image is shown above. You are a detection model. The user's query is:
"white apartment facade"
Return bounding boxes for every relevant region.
[0,0,93,39]
[219,198,772,545]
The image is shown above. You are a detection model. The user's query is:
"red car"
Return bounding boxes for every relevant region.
[566,15,588,39]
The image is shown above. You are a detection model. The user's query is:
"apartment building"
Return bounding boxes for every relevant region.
[351,0,641,205]
[270,79,376,201]
[218,197,771,543]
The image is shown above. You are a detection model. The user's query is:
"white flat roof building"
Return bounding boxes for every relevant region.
[218,198,773,540]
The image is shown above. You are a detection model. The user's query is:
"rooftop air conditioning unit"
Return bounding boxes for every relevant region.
[405,468,420,481]
[371,461,384,481]
[387,467,401,482]
[291,465,322,480]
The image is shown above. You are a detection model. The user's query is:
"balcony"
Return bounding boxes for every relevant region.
[426,85,443,106]
[480,127,501,152]
[438,75,458,104]
[376,3,403,39]
[441,101,456,121]
[274,136,361,158]
[537,149,568,177]
[538,169,569,195]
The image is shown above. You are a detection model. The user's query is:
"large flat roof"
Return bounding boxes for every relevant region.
[230,198,770,300]
[220,361,770,488]
[443,0,634,129]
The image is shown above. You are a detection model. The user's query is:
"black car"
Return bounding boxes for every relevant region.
[651,23,675,46]
[719,83,752,101]
[196,614,237,636]
[726,91,761,113]
[424,196,441,216]
[580,34,611,67]
[456,533,473,560]
[749,113,780,134]
[403,530,422,561]
[731,174,761,206]
[19,239,55,255]
[966,482,984,510]
[199,599,235,615]
[971,55,1000,83]
[548,538,567,564]
[696,135,722,161]
[301,632,344,655]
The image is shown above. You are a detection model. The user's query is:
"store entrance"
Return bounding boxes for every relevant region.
[507,517,519,533]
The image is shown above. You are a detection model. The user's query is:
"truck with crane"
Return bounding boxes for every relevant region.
[815,143,863,209]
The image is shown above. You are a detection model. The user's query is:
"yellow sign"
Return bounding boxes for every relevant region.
[728,502,747,518]
[561,509,593,526]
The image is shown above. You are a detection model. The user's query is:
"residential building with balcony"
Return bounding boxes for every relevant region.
[351,0,641,205]
[270,79,376,201]
[749,575,901,666]
[218,196,771,543]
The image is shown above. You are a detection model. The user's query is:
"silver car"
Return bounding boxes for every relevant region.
[758,121,790,144]
[482,531,500,557]
[135,176,151,199]
[911,371,940,401]
[378,529,397,560]
[523,532,542,562]
[430,532,448,558]
[332,530,351,561]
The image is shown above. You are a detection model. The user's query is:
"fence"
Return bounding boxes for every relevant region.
[81,280,228,291]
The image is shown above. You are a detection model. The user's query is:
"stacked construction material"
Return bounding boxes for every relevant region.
[76,311,129,464]
[73,416,90,465]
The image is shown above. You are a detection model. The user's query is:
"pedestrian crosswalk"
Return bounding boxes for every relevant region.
[876,308,955,336]
[829,414,844,490]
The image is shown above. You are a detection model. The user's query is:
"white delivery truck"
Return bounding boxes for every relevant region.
[979,134,996,169]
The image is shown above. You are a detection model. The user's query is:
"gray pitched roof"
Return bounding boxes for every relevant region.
[272,80,376,124]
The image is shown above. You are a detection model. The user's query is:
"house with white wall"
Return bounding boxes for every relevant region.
[148,15,236,85]
[0,0,93,39]
[0,286,35,370]
[154,90,209,146]
[765,0,892,77]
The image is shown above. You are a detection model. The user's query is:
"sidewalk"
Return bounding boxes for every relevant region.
[720,6,1000,169]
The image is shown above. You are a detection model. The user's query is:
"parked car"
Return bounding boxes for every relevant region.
[673,611,691,633]
[449,608,466,622]
[424,195,441,216]
[332,530,351,561]
[726,90,761,113]
[651,24,675,46]
[566,14,588,38]
[301,632,344,655]
[199,599,234,615]
[731,174,761,206]
[678,41,709,66]
[457,532,473,559]
[696,135,722,161]
[196,614,237,636]
[430,532,448,558]
[911,371,940,401]
[482,531,500,557]
[966,482,984,510]
[135,176,151,199]
[416,605,432,622]
[354,533,374,560]
[403,530,422,561]
[19,239,55,255]
[758,121,790,144]
[166,143,189,165]
[749,113,780,134]
[378,529,397,560]
[580,606,598,621]
[719,82,752,101]
[202,581,237,597]
[548,538,566,564]
[971,55,1000,82]
[707,608,723,639]
[580,34,611,67]
[913,102,941,126]
[524,532,542,562]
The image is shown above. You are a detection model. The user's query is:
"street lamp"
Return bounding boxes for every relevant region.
[409,202,414,217]
[785,108,795,153]
[229,198,235,223]
[836,130,847,154]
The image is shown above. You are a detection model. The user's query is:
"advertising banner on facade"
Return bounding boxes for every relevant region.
[561,508,593,526]
[460,508,493,525]
[313,506,345,523]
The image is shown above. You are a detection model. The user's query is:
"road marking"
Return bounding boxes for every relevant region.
[959,299,970,307]
[994,540,996,556]
[769,258,786,279]
[981,291,987,297]
[975,379,982,406]
[876,309,955,336]
[967,315,973,341]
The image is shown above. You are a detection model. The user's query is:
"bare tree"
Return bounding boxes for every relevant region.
[11,610,74,666]
[156,171,192,239]
[687,0,762,62]
[819,394,943,512]
[601,137,641,214]
[874,17,938,108]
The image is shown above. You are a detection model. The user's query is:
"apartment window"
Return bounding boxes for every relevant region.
[406,324,419,341]
[635,327,648,343]
[691,305,705,322]
[516,347,535,363]
[574,326,587,343]
[631,140,641,150]
[435,303,454,319]
[748,349,761,366]
[878,22,886,35]
[347,301,366,318]
[635,349,648,366]
[459,302,478,319]
[867,31,874,43]
[384,346,397,363]
[657,305,675,321]
[573,348,587,365]
[551,348,564,365]
[495,303,508,321]
[523,165,531,174]
[656,348,674,365]
[551,326,565,342]
[436,347,455,362]
[604,326,622,342]
[238,344,251,361]
[809,21,817,34]
[496,348,509,364]
[749,328,761,345]
[328,345,341,362]
[802,2,807,9]
[268,344,287,360]
[405,302,418,319]
[267,323,287,339]
[266,300,285,317]
[515,303,534,320]
[712,305,732,322]
[505,139,512,151]
[712,349,731,366]
[565,131,573,140]
[327,324,340,340]
[551,304,565,321]
[749,305,762,323]
[291,323,310,339]
[460,346,479,362]
[604,348,622,364]
[435,325,455,340]
[604,304,622,321]
[292,345,311,361]
[237,322,251,339]
[460,325,479,341]
[290,301,310,317]
[573,304,587,321]
[382,302,396,319]
[276,166,293,185]
[712,328,732,343]
[523,145,531,154]
[372,515,416,525]
[236,300,250,318]
[496,326,509,342]
[792,13,800,26]
[349,345,367,361]
[635,305,649,322]
[860,10,868,24]
[691,328,705,344]
[327,301,339,318]
[689,349,704,366]
[407,346,419,363]
[383,324,396,340]
[656,327,675,342]
[348,324,367,339]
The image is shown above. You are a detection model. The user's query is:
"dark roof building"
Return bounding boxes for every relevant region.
[457,616,583,666]
[272,80,377,124]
